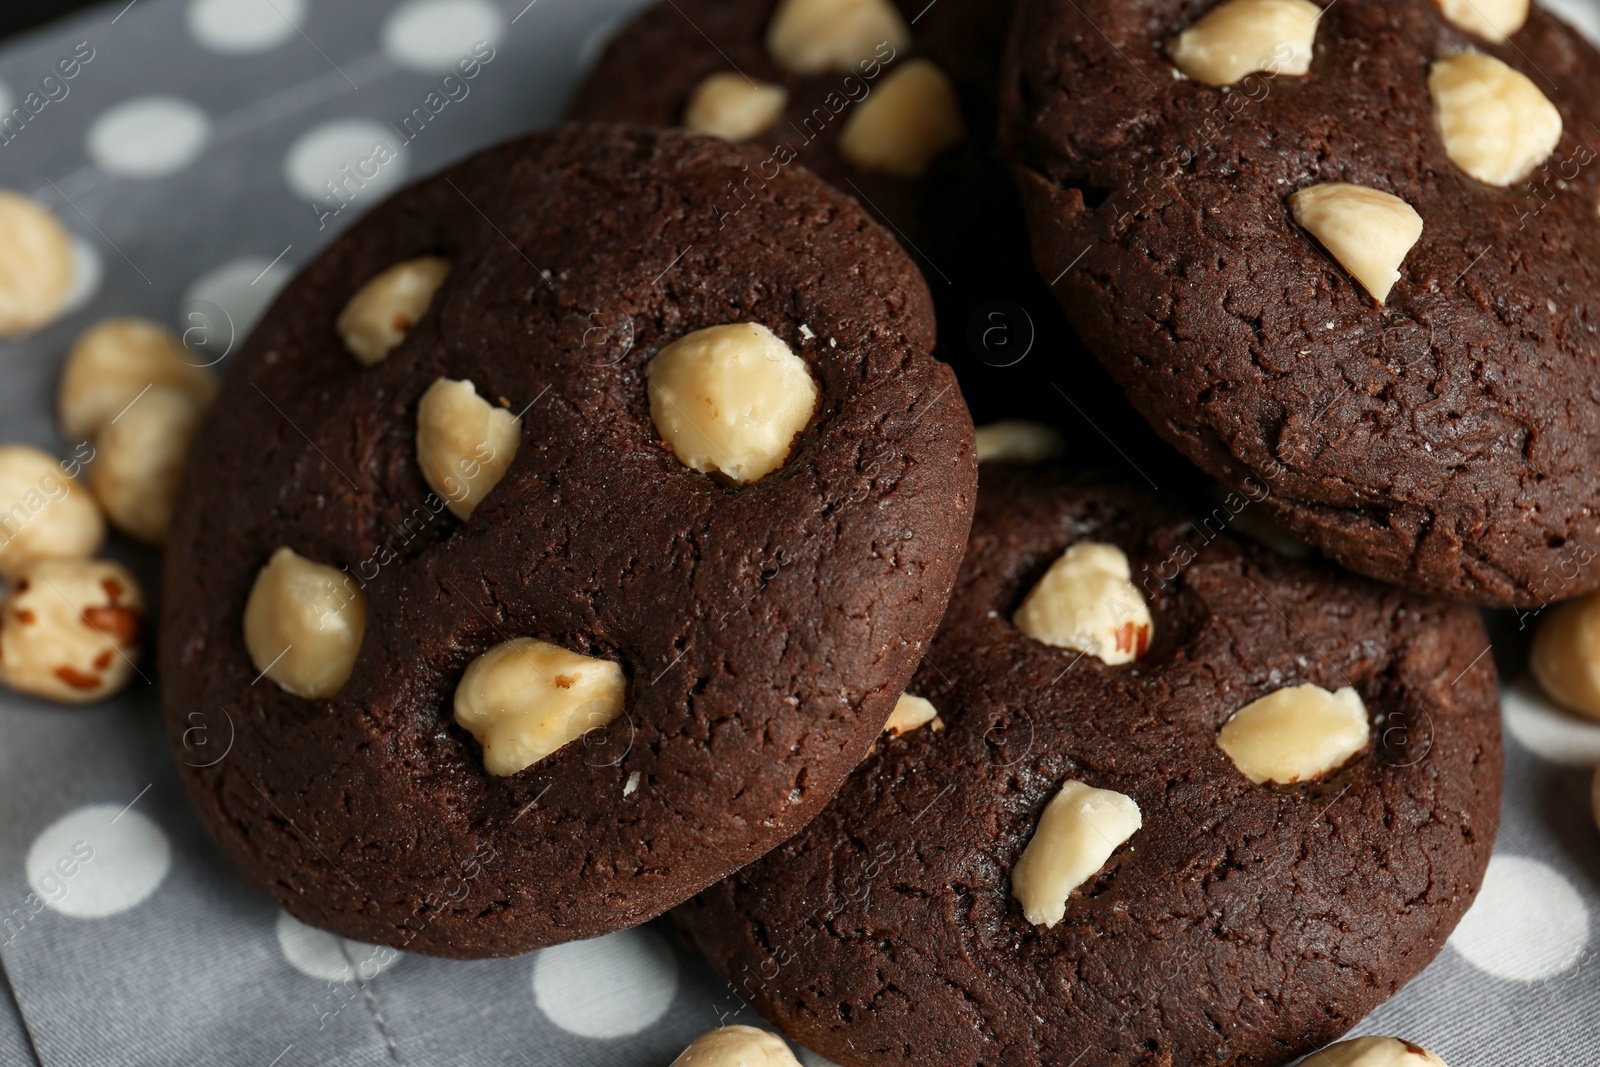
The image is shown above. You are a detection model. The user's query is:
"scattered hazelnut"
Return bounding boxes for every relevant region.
[416,377,521,520]
[1289,183,1423,305]
[975,420,1065,464]
[1168,0,1320,87]
[838,58,967,178]
[1433,0,1527,42]
[683,73,789,142]
[765,0,910,75]
[1530,590,1600,722]
[336,256,451,366]
[89,386,206,545]
[1013,541,1152,666]
[453,637,627,776]
[646,323,818,485]
[57,318,217,441]
[0,558,143,704]
[0,444,105,581]
[1430,52,1561,187]
[243,547,366,700]
[884,692,940,736]
[1304,1036,1448,1067]
[1216,683,1369,784]
[671,1025,802,1067]
[1011,779,1141,927]
[0,189,74,338]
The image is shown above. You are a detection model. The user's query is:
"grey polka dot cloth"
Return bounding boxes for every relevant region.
[0,0,1597,1064]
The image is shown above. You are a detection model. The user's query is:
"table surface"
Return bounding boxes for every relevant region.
[0,1,1599,1065]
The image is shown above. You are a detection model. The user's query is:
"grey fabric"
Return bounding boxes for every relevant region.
[0,967,37,1067]
[0,0,1596,1064]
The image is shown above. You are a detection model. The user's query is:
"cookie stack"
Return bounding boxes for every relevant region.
[141,0,1600,1063]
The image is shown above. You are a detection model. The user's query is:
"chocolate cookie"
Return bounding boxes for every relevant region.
[160,125,976,957]
[678,465,1501,1066]
[570,0,1127,433]
[1001,0,1600,607]
[572,0,995,244]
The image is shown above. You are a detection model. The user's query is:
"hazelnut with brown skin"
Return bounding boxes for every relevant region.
[0,558,144,704]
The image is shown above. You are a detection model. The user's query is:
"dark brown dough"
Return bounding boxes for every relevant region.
[1000,0,1600,607]
[678,465,1501,1066]
[569,0,1165,444]
[160,124,976,958]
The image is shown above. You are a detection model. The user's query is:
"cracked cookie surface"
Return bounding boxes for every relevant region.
[677,465,1500,1066]
[160,125,976,957]
[1000,0,1600,607]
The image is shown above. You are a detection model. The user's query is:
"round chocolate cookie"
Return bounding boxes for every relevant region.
[1000,0,1600,607]
[677,465,1501,1066]
[570,0,1132,434]
[160,125,976,957]
[571,0,1007,245]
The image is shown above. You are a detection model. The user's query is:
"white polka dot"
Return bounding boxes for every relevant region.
[61,236,102,315]
[533,927,678,1037]
[276,912,402,982]
[1502,676,1600,766]
[283,120,409,207]
[26,804,170,918]
[382,0,504,73]
[180,255,293,362]
[86,96,210,179]
[187,0,305,53]
[1450,855,1589,981]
